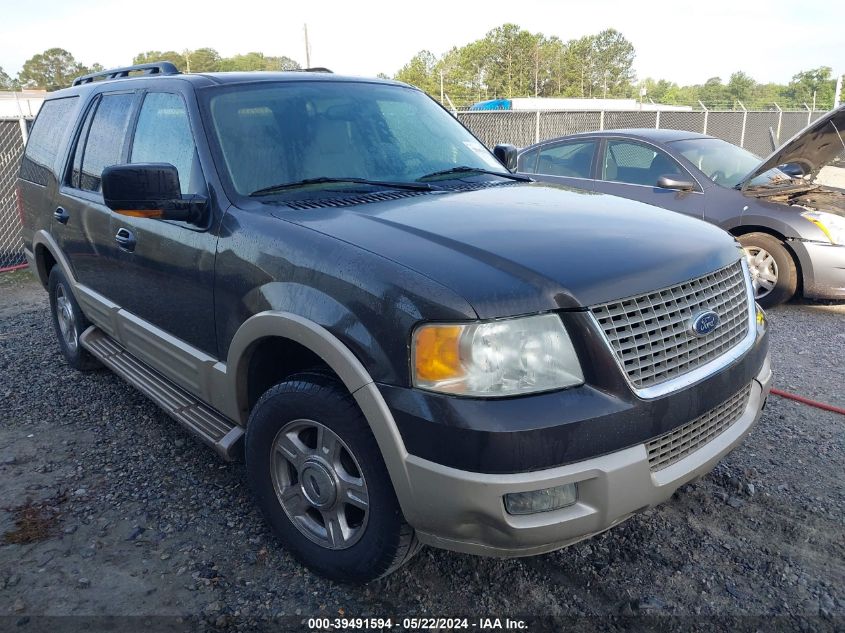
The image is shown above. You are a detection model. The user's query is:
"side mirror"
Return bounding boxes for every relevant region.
[102,163,205,223]
[779,162,805,178]
[493,144,518,171]
[656,174,696,192]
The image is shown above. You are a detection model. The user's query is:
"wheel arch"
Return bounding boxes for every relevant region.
[31,230,72,289]
[224,311,414,513]
[729,225,805,295]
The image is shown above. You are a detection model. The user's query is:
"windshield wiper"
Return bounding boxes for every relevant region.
[250,177,435,196]
[417,166,532,182]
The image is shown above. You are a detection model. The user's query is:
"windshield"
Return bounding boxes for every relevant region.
[669,137,789,188]
[203,81,507,196]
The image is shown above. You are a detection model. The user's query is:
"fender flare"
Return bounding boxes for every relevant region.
[221,311,415,514]
[31,230,77,288]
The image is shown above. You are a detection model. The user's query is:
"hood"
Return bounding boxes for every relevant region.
[272,184,741,317]
[741,105,845,189]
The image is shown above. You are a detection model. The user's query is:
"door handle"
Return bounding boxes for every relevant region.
[114,227,136,252]
[54,207,69,224]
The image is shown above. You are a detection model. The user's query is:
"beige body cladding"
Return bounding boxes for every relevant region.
[27,229,773,557]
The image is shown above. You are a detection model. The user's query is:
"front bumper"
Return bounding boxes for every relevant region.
[790,240,845,300]
[402,356,772,557]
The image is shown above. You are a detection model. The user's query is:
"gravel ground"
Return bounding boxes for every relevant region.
[1,269,843,630]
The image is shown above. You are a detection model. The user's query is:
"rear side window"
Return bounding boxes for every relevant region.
[72,93,135,193]
[19,97,78,185]
[602,140,684,187]
[130,92,202,195]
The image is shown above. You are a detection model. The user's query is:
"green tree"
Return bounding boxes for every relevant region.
[727,71,755,106]
[0,66,19,90]
[395,50,439,93]
[218,52,300,71]
[561,35,595,97]
[786,67,836,109]
[392,24,638,105]
[133,51,187,72]
[186,48,221,72]
[636,78,679,104]
[588,29,636,98]
[699,77,727,108]
[19,48,86,91]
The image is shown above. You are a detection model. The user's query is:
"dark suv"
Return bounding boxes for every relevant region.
[17,62,772,582]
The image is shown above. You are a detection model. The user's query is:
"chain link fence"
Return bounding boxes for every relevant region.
[0,107,835,274]
[456,108,828,157]
[0,118,28,272]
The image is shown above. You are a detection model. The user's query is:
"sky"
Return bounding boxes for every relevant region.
[0,0,840,86]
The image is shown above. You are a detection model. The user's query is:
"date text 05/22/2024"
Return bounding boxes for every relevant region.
[307,617,529,630]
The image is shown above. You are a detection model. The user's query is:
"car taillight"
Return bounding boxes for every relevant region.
[15,183,24,224]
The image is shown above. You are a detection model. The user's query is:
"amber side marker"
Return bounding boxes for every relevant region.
[116,209,164,218]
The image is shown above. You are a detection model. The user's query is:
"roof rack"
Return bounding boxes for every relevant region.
[72,62,180,87]
[300,67,333,73]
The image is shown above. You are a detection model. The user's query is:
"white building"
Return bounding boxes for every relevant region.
[0,90,46,118]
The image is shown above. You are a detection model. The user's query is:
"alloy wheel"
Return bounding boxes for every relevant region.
[270,419,369,549]
[55,284,78,352]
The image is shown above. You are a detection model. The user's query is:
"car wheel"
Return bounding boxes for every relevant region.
[738,232,797,308]
[48,266,100,370]
[245,373,421,582]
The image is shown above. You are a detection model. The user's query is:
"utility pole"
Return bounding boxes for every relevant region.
[183,49,191,73]
[304,24,311,68]
[440,70,444,105]
[835,73,843,109]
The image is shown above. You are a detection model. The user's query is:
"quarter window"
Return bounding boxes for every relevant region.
[130,92,202,195]
[535,141,596,178]
[19,97,78,186]
[602,140,686,187]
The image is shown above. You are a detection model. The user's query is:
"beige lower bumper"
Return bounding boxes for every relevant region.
[405,356,773,557]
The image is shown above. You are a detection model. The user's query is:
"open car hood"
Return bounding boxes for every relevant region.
[741,104,845,190]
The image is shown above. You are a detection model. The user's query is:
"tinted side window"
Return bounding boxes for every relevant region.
[602,140,684,187]
[79,93,134,193]
[536,141,595,178]
[517,148,539,173]
[130,92,202,195]
[19,97,78,185]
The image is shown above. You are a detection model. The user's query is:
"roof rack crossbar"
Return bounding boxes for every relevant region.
[72,62,180,87]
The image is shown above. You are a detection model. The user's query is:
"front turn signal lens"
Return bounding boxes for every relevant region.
[413,325,464,383]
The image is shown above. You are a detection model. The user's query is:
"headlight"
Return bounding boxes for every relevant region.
[412,313,584,397]
[800,210,845,245]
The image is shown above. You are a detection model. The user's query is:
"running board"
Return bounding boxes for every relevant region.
[80,326,244,461]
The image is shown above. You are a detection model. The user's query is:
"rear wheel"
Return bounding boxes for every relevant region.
[48,267,99,370]
[738,232,797,308]
[245,373,420,582]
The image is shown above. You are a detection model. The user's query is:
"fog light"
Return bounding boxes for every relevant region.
[755,303,766,335]
[504,483,577,515]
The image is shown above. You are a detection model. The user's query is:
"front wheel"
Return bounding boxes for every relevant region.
[738,232,797,308]
[245,374,420,582]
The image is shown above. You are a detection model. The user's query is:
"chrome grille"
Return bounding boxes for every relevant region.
[590,260,750,390]
[647,383,752,471]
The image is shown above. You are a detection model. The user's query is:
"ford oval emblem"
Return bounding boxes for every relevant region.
[691,310,720,337]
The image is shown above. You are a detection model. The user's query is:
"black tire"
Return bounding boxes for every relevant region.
[47,266,99,371]
[738,232,798,308]
[245,373,421,582]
